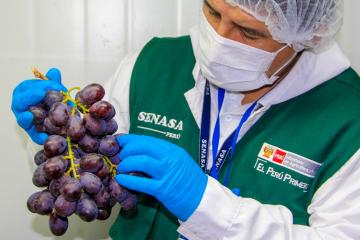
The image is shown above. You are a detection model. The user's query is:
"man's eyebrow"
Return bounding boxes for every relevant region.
[204,0,218,15]
[203,0,269,38]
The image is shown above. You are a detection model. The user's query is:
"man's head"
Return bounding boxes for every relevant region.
[201,0,343,80]
[223,0,344,52]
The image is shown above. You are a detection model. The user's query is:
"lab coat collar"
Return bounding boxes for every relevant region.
[258,43,351,107]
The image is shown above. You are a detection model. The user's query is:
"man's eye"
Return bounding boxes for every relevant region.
[239,28,259,40]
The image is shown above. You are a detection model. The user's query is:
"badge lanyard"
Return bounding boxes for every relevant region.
[199,80,257,185]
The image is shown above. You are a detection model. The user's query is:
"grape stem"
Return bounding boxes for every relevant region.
[103,156,118,177]
[32,67,48,80]
[64,136,80,179]
[32,68,81,179]
[61,88,89,114]
[32,67,89,114]
[75,100,89,114]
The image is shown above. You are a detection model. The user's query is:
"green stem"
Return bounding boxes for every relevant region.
[60,88,89,114]
[64,136,80,179]
[103,156,118,177]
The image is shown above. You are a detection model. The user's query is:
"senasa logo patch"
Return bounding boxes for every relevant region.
[137,112,183,131]
[273,149,287,164]
[136,111,183,140]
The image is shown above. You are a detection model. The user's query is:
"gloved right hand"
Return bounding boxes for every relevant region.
[11,68,67,145]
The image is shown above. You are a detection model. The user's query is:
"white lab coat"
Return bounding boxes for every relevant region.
[103,41,360,240]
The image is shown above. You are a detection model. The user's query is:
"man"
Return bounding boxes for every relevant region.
[12,0,360,239]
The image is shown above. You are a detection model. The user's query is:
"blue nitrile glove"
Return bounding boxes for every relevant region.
[232,188,241,196]
[116,134,208,221]
[11,68,67,144]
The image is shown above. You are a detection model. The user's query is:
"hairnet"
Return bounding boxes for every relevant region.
[226,0,344,52]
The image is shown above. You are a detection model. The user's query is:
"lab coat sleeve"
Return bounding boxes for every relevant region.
[177,148,360,240]
[102,50,141,134]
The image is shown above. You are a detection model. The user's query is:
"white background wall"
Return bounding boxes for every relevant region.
[0,0,358,239]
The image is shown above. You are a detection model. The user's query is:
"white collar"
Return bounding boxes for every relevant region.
[259,43,350,107]
[185,42,351,126]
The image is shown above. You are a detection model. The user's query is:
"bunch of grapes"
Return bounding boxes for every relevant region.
[27,75,137,236]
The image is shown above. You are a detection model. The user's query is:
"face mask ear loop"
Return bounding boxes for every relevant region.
[269,44,298,81]
[274,44,290,55]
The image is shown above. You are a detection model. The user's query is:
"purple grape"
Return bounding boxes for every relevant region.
[79,153,104,173]
[27,190,55,215]
[49,213,68,236]
[102,176,111,187]
[54,195,77,217]
[99,135,120,157]
[78,134,99,153]
[79,192,92,201]
[95,163,110,179]
[76,198,98,222]
[27,192,42,213]
[34,150,48,166]
[43,118,65,136]
[120,193,137,211]
[109,179,128,203]
[73,158,82,176]
[62,158,70,172]
[61,179,82,202]
[67,115,86,141]
[48,102,70,127]
[84,114,107,136]
[49,176,70,197]
[105,107,116,121]
[32,163,50,187]
[97,208,111,220]
[44,135,67,157]
[89,100,115,120]
[72,147,86,159]
[75,83,105,107]
[44,156,66,180]
[106,119,118,135]
[109,154,121,165]
[80,172,102,194]
[29,105,47,125]
[94,187,111,208]
[44,90,64,109]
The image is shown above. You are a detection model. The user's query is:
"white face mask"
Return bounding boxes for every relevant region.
[190,12,296,92]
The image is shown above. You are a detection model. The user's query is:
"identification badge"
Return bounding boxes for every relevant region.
[254,143,322,192]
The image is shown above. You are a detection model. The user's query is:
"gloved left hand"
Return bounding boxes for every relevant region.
[116,134,208,221]
[11,68,67,144]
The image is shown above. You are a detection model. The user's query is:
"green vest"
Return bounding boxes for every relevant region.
[110,36,360,240]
